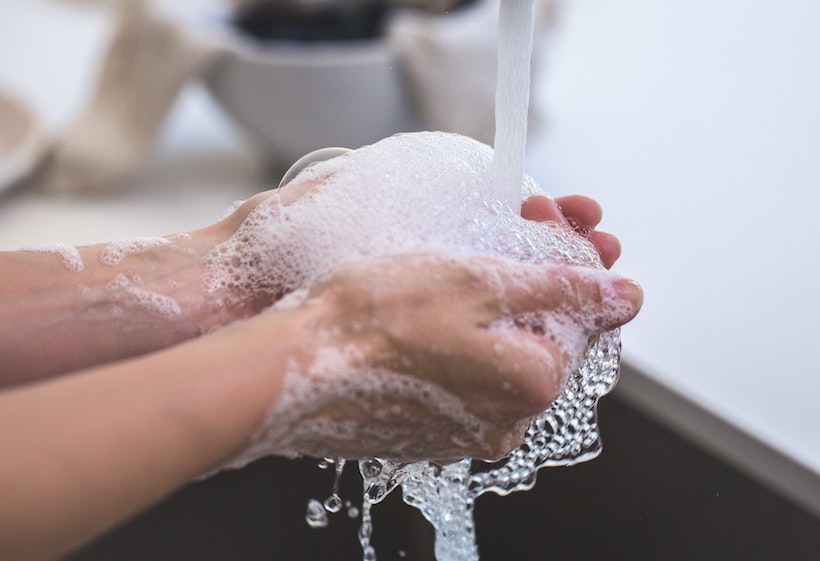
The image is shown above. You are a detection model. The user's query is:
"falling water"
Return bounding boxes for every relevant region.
[491,0,536,211]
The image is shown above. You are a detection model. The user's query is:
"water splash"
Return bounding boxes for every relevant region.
[358,329,621,561]
[323,458,346,513]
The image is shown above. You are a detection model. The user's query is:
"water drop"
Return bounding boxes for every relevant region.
[361,459,383,479]
[324,494,343,514]
[305,499,328,528]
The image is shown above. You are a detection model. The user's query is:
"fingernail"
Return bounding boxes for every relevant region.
[614,278,643,306]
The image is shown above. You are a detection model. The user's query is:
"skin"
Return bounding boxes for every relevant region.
[0,186,641,561]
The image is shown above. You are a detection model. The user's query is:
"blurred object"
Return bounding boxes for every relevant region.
[230,0,470,16]
[390,0,556,145]
[44,0,225,194]
[45,0,555,193]
[206,0,555,162]
[232,0,390,40]
[203,13,418,166]
[0,87,49,195]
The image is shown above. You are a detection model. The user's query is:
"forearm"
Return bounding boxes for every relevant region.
[0,228,241,385]
[0,304,314,561]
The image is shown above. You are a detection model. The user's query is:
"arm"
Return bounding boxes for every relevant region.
[0,190,615,387]
[0,193,272,387]
[0,301,311,561]
[0,239,211,385]
[0,253,642,561]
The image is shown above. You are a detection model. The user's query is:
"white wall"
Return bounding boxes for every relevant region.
[529,0,820,472]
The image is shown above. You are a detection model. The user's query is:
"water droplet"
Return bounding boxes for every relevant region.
[305,499,328,528]
[324,494,343,513]
[361,458,383,479]
[363,545,377,561]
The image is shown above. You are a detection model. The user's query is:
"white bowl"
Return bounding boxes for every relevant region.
[204,30,419,166]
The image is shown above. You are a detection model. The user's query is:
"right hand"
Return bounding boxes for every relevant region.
[238,252,643,463]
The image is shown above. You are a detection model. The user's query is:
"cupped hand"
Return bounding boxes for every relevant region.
[521,195,622,269]
[214,191,622,282]
[200,189,625,337]
[250,253,642,462]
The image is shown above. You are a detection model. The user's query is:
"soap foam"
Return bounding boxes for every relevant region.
[22,243,84,272]
[100,236,171,266]
[123,287,181,319]
[202,132,602,307]
[106,273,130,291]
[232,360,496,465]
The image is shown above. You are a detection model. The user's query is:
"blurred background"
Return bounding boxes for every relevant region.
[1,0,819,559]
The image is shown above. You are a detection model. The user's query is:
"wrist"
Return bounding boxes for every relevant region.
[0,229,235,383]
[76,213,282,360]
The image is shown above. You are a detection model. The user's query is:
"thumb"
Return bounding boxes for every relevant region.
[502,264,643,331]
[594,271,643,331]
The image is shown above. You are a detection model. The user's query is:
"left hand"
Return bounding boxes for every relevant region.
[521,195,622,269]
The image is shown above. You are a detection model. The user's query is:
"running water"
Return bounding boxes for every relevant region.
[491,0,536,211]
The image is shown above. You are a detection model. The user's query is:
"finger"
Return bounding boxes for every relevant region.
[553,195,603,229]
[279,176,326,206]
[588,231,622,269]
[520,195,568,225]
[494,263,643,329]
[211,189,277,233]
[474,265,642,415]
[450,332,564,421]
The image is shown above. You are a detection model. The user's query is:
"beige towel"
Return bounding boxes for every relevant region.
[46,0,555,194]
[45,1,225,193]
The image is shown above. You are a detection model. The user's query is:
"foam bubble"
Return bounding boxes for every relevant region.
[202,132,601,307]
[106,273,130,291]
[225,347,494,468]
[100,236,171,266]
[22,243,84,272]
[123,287,181,319]
[220,199,247,220]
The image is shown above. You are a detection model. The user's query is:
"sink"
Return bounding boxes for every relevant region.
[66,368,820,561]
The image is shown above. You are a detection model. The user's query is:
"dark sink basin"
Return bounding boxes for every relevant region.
[65,368,820,561]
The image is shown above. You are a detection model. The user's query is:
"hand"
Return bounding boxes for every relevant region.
[235,252,643,463]
[521,194,622,269]
[205,188,623,317]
